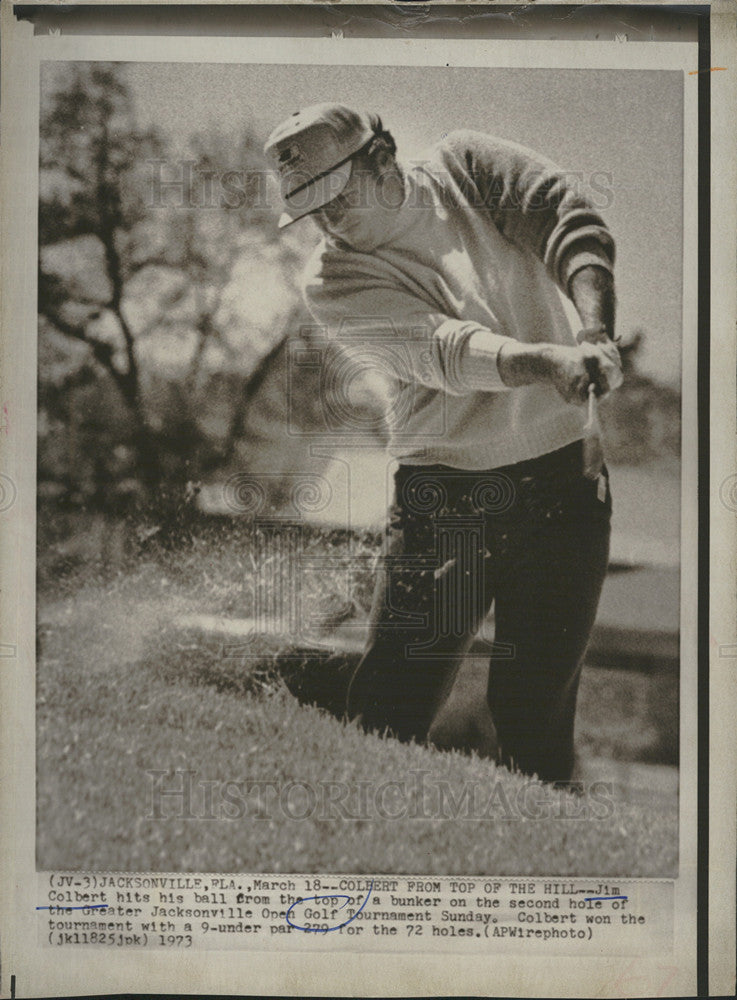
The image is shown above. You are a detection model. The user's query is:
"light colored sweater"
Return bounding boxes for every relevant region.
[302,130,615,470]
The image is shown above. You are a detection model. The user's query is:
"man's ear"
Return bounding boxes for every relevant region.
[373,146,395,174]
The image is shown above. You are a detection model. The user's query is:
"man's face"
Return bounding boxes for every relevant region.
[310,145,405,252]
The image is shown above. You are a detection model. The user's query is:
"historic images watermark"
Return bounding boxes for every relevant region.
[146,159,615,214]
[286,322,448,441]
[145,769,616,822]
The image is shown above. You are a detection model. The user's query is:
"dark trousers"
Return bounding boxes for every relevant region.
[346,440,611,784]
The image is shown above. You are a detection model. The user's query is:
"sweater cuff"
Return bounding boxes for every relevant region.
[560,249,614,296]
[461,327,515,392]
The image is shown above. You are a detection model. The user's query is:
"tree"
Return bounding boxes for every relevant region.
[38,63,315,516]
[39,63,166,495]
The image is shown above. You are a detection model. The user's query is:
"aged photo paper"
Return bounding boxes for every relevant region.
[1,2,735,997]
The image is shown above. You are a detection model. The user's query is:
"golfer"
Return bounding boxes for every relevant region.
[265,104,623,784]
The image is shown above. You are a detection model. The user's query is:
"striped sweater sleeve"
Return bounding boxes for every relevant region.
[443,130,615,294]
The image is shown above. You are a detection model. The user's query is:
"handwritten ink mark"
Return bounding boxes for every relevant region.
[584,895,628,902]
[286,881,373,933]
[36,904,108,910]
[688,67,727,75]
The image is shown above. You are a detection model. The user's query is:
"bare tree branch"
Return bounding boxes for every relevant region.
[215,326,291,471]
[39,304,132,402]
[93,119,142,409]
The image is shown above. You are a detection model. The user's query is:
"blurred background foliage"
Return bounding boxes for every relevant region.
[38,63,680,561]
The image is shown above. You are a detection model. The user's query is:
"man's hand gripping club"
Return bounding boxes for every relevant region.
[497,264,623,402]
[496,334,623,402]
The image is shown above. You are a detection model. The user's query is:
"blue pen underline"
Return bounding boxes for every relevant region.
[37,904,108,910]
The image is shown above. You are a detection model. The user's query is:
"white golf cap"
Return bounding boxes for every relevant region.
[264,103,377,227]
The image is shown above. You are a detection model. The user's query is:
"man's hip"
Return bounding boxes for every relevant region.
[391,439,612,532]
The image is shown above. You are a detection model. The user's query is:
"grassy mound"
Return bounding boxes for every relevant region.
[37,567,677,875]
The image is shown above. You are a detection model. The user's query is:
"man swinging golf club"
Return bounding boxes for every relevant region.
[265,104,623,784]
